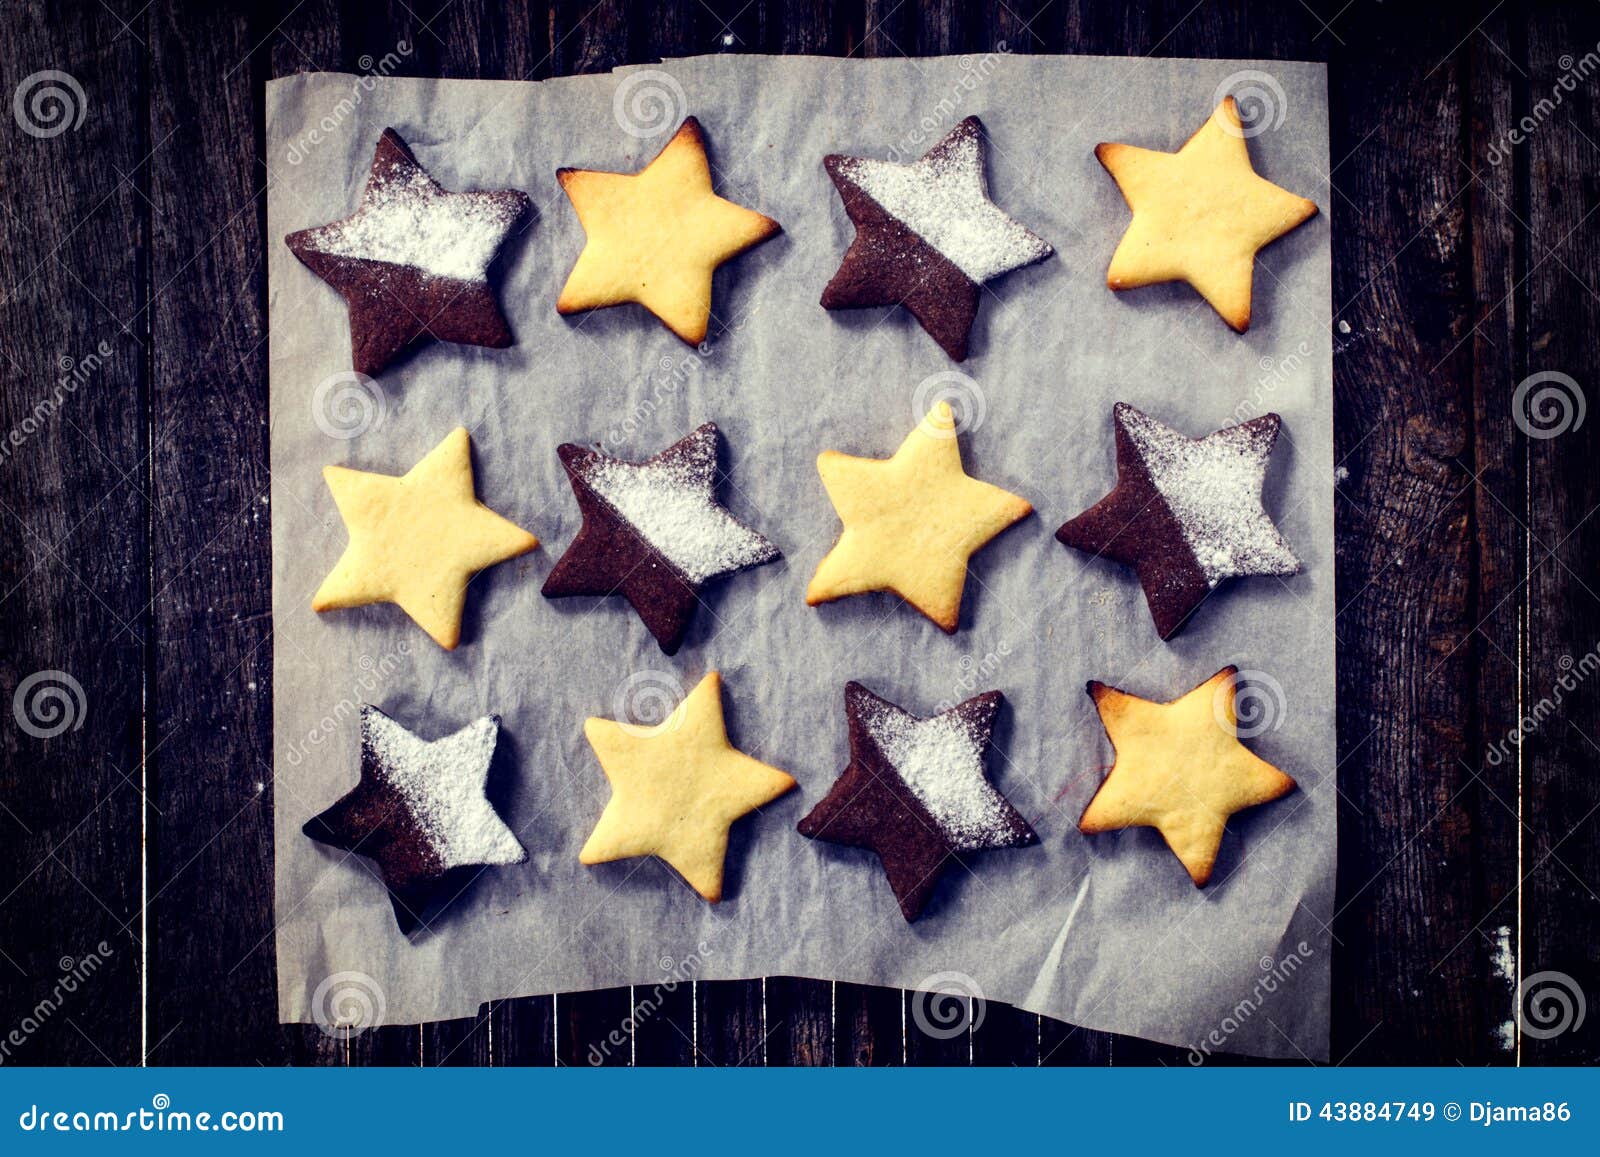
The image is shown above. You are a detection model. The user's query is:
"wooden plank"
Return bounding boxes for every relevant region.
[1522,4,1600,1065]
[1462,2,1531,1067]
[834,983,902,1065]
[629,972,698,1065]
[1321,9,1488,1063]
[492,994,556,1064]
[904,983,974,1065]
[146,0,280,1066]
[0,0,148,1066]
[767,0,852,56]
[764,976,832,1065]
[1038,1018,1113,1066]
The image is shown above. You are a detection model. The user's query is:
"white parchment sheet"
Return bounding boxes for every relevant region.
[268,53,1334,1060]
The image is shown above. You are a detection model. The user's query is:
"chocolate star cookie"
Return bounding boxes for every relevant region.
[286,128,530,376]
[303,705,526,934]
[821,117,1053,361]
[542,423,781,655]
[1056,403,1300,639]
[797,683,1037,921]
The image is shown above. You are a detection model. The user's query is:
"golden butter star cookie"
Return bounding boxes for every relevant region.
[1079,666,1296,886]
[806,401,1032,632]
[555,117,780,345]
[1096,97,1317,332]
[580,671,796,902]
[312,427,538,649]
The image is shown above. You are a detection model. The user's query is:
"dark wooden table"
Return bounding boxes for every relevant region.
[2,0,1596,1067]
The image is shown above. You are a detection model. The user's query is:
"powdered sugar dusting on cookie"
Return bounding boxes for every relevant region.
[856,694,1023,851]
[835,120,1053,284]
[363,708,525,870]
[301,160,523,283]
[1117,404,1301,586]
[577,426,780,585]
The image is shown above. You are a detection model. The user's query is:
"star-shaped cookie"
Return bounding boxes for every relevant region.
[286,128,531,376]
[1096,97,1317,331]
[1079,667,1296,886]
[821,116,1053,360]
[807,401,1032,632]
[542,423,780,655]
[1055,403,1299,639]
[797,683,1036,921]
[313,427,539,649]
[579,671,796,902]
[303,705,526,933]
[555,116,780,345]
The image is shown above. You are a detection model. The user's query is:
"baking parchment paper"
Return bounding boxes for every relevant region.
[268,52,1334,1061]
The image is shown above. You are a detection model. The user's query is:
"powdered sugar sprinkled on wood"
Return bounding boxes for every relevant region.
[363,707,525,870]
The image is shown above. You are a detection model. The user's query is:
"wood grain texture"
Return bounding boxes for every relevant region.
[2,0,1594,1068]
[1465,2,1532,1066]
[1523,4,1600,1065]
[0,0,149,1067]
